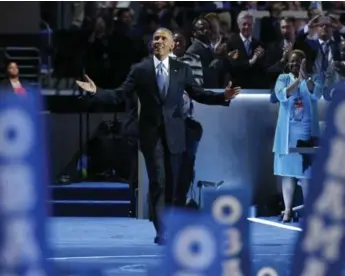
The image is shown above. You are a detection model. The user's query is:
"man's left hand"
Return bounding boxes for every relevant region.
[224,81,241,100]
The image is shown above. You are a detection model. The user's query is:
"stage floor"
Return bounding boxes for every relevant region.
[49,217,303,275]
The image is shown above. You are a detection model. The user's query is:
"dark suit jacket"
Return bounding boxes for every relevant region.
[121,93,139,139]
[0,79,33,94]
[265,40,287,87]
[226,33,266,89]
[186,40,222,88]
[93,56,229,154]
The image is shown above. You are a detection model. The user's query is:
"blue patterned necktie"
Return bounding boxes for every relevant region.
[322,41,330,71]
[244,39,252,56]
[156,62,167,98]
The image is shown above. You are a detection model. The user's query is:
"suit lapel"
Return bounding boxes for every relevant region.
[146,57,163,104]
[164,58,179,104]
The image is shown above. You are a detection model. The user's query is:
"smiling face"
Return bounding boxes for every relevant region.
[288,52,303,75]
[172,32,186,57]
[151,28,174,59]
[193,19,211,44]
[239,16,253,39]
[7,62,19,78]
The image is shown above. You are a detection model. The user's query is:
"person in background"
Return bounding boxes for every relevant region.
[218,12,232,40]
[204,13,223,51]
[226,11,266,88]
[273,50,323,223]
[115,8,134,36]
[260,2,285,45]
[0,61,31,95]
[84,16,114,88]
[266,17,296,87]
[186,18,223,88]
[294,15,343,78]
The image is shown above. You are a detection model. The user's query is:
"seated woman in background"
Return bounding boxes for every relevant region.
[0,61,31,95]
[273,50,323,223]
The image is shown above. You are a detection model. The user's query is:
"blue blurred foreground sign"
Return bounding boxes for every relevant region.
[292,84,345,275]
[163,210,222,275]
[203,187,251,276]
[0,90,50,275]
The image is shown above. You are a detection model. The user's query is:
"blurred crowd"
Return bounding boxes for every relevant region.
[46,1,345,91]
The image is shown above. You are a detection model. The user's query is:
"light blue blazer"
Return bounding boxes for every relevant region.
[273,73,323,154]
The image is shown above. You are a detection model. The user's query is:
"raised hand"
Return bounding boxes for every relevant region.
[76,75,97,94]
[224,81,241,100]
[299,59,308,80]
[254,46,265,58]
[228,49,239,60]
[308,14,322,29]
[330,15,342,30]
[282,43,292,62]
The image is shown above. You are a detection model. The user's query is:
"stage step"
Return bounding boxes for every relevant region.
[50,182,132,217]
[51,183,130,201]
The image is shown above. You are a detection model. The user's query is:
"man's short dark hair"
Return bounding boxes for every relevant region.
[192,17,211,30]
[117,8,131,18]
[280,16,295,24]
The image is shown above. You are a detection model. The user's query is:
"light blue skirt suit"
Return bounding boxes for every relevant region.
[273,73,323,179]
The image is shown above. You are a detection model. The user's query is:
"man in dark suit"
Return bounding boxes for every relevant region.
[226,11,266,88]
[265,17,296,87]
[294,15,342,76]
[76,28,240,244]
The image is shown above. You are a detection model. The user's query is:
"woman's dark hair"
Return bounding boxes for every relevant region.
[289,49,306,60]
[4,60,17,75]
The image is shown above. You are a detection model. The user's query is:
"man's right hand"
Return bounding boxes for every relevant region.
[76,75,97,94]
[281,43,292,62]
[308,14,322,29]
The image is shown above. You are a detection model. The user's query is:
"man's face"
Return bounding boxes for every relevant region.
[193,19,211,44]
[239,16,253,38]
[317,17,333,40]
[7,62,19,77]
[280,20,294,40]
[173,33,186,57]
[119,11,132,27]
[95,17,106,33]
[152,29,174,58]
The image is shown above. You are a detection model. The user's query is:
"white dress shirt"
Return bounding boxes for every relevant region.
[153,55,169,76]
[239,32,252,43]
[314,38,333,76]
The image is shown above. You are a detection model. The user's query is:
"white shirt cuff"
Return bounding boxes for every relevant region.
[303,25,309,34]
[339,26,345,34]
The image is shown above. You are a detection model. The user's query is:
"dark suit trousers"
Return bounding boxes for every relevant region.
[142,128,182,235]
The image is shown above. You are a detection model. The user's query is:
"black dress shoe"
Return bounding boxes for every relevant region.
[154,236,166,245]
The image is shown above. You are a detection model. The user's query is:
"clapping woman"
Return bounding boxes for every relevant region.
[273,50,323,223]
